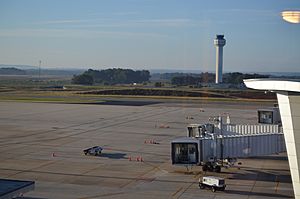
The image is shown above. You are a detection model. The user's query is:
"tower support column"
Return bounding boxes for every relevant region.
[215,46,223,83]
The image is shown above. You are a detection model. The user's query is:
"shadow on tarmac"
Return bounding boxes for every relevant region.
[245,156,288,161]
[97,152,127,159]
[16,198,47,199]
[225,169,292,183]
[224,189,293,198]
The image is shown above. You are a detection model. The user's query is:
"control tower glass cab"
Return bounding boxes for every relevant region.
[214,35,226,84]
[214,35,226,46]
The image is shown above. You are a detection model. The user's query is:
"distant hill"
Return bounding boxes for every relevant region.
[0,67,26,75]
[0,64,36,70]
[24,69,84,76]
[0,65,84,77]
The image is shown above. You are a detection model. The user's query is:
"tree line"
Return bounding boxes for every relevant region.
[72,68,150,85]
[171,72,270,86]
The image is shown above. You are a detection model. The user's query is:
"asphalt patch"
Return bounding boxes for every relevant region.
[98,100,161,106]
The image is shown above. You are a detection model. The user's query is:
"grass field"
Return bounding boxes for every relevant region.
[0,75,277,104]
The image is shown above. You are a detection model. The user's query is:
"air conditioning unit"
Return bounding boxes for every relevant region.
[187,124,214,137]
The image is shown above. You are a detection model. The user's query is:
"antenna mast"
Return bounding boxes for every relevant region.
[38,60,41,80]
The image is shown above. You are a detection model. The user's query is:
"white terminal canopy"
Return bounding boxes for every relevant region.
[244,78,300,199]
[244,79,300,92]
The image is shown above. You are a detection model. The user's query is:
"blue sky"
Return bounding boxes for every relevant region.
[0,0,299,72]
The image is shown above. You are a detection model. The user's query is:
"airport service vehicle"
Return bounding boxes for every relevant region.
[83,146,103,156]
[199,176,226,192]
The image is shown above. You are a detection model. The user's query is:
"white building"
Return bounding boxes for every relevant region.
[244,79,300,199]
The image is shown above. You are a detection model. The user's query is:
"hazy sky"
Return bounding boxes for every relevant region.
[0,0,300,72]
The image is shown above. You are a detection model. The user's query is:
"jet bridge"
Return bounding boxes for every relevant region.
[171,119,286,168]
[171,133,285,165]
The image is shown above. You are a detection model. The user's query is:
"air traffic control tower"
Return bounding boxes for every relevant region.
[244,79,300,199]
[214,35,226,84]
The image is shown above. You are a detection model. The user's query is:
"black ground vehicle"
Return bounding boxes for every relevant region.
[202,162,221,173]
[83,146,103,156]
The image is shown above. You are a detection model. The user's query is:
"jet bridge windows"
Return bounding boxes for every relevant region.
[172,143,199,164]
[258,111,273,124]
